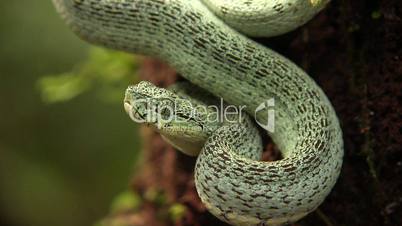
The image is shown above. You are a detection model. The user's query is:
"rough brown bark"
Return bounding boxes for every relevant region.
[100,1,402,225]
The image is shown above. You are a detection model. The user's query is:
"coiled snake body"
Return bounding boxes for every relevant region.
[53,0,343,225]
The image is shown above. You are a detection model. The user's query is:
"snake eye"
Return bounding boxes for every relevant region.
[133,109,144,120]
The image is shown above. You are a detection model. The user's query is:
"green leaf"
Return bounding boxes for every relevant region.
[169,203,187,222]
[37,72,90,103]
[38,47,140,104]
[110,190,142,213]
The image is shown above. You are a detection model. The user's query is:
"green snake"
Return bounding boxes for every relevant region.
[52,0,343,225]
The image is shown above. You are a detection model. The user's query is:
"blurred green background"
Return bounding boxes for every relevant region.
[0,1,141,226]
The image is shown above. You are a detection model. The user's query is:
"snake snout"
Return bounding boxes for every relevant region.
[124,88,138,121]
[124,101,132,115]
[123,101,138,122]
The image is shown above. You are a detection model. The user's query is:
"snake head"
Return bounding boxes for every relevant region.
[124,81,175,124]
[124,81,215,156]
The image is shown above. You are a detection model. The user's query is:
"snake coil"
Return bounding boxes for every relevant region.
[53,0,343,225]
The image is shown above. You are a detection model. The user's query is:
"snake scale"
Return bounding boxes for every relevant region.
[52,0,343,225]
